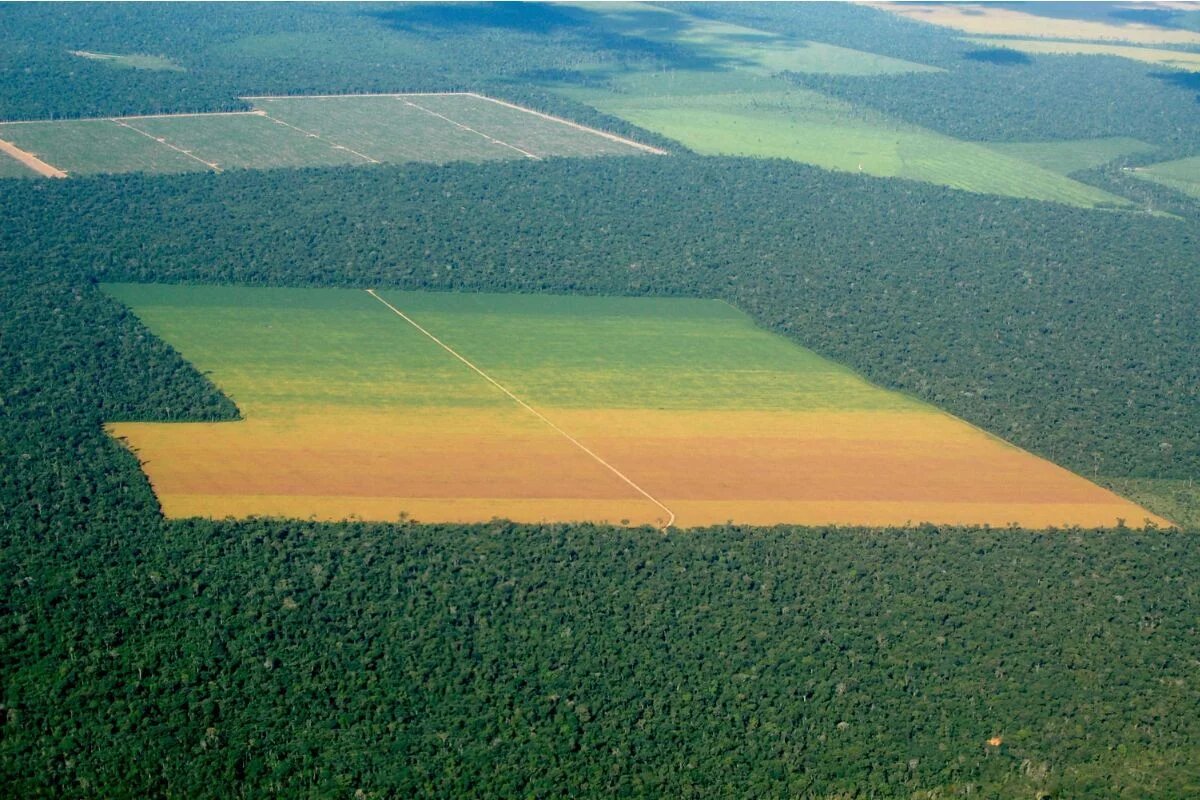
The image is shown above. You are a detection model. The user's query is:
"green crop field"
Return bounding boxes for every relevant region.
[126,112,370,171]
[1129,155,1200,200]
[987,137,1159,175]
[0,152,36,178]
[561,74,1132,208]
[2,94,654,177]
[0,119,201,175]
[252,96,536,163]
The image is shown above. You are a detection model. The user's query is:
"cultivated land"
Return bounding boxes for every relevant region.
[104,284,1165,529]
[963,37,1200,70]
[560,73,1132,208]
[868,3,1200,45]
[1129,154,1200,199]
[0,94,656,177]
[986,137,1159,175]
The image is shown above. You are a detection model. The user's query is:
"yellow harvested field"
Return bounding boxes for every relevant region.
[867,3,1200,45]
[965,37,1200,70]
[103,284,1168,530]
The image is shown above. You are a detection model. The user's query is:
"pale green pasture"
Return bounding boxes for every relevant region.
[987,137,1158,175]
[1128,155,1200,199]
[0,119,202,175]
[569,79,1131,207]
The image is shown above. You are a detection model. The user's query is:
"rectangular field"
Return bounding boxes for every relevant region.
[0,93,660,177]
[103,284,1166,529]
[1128,155,1200,200]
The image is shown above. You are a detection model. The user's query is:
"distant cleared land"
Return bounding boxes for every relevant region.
[868,3,1200,45]
[1128,155,1200,199]
[963,36,1200,70]
[69,50,184,71]
[986,137,1158,175]
[0,94,658,177]
[560,73,1132,208]
[572,1,940,75]
[104,284,1165,529]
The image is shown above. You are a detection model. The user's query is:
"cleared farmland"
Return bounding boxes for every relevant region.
[1128,155,1200,200]
[104,284,1165,529]
[963,37,1200,71]
[986,137,1158,175]
[561,74,1132,208]
[0,94,658,177]
[0,119,200,175]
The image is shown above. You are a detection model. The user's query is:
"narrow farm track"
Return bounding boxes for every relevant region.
[463,92,670,155]
[365,289,677,529]
[256,111,379,164]
[111,119,222,172]
[0,137,66,177]
[399,99,542,160]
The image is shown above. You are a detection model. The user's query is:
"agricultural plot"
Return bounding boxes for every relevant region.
[0,119,199,175]
[0,94,658,177]
[560,74,1132,208]
[69,50,185,71]
[124,112,370,170]
[963,37,1200,71]
[1128,155,1200,199]
[986,137,1158,175]
[103,284,1165,529]
[571,1,940,75]
[0,151,37,179]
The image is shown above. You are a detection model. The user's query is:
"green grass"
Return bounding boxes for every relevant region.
[70,50,184,71]
[126,113,370,171]
[562,75,1133,208]
[0,120,202,175]
[0,151,37,178]
[104,284,922,415]
[1128,155,1200,200]
[986,137,1158,175]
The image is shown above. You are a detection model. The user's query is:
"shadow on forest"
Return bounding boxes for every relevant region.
[963,48,1032,66]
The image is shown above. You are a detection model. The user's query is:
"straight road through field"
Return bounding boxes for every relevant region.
[112,119,222,172]
[399,99,543,160]
[365,289,676,528]
[0,137,66,177]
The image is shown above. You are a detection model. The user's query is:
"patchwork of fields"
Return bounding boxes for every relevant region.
[0,93,660,177]
[558,72,1134,208]
[104,284,1165,529]
[1129,155,1200,199]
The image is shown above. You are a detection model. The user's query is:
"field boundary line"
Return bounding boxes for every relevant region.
[242,92,465,100]
[111,119,223,172]
[256,111,380,164]
[464,92,669,155]
[0,137,66,178]
[0,111,264,126]
[365,289,676,529]
[399,98,542,160]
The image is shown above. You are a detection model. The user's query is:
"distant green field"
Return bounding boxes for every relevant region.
[562,74,1132,208]
[0,119,201,175]
[70,50,185,71]
[1128,155,1200,200]
[987,137,1158,175]
[0,152,36,178]
[127,112,370,171]
[572,1,940,75]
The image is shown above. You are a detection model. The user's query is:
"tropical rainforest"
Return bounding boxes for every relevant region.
[2,3,1199,798]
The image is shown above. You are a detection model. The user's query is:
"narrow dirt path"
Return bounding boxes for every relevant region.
[0,137,66,177]
[365,289,676,529]
[464,92,669,155]
[256,112,379,163]
[399,99,542,160]
[111,119,222,172]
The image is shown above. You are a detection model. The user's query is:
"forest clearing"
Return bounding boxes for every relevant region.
[0,93,654,176]
[103,283,1165,529]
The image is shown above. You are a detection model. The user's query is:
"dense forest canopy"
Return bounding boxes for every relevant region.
[3,2,1199,797]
